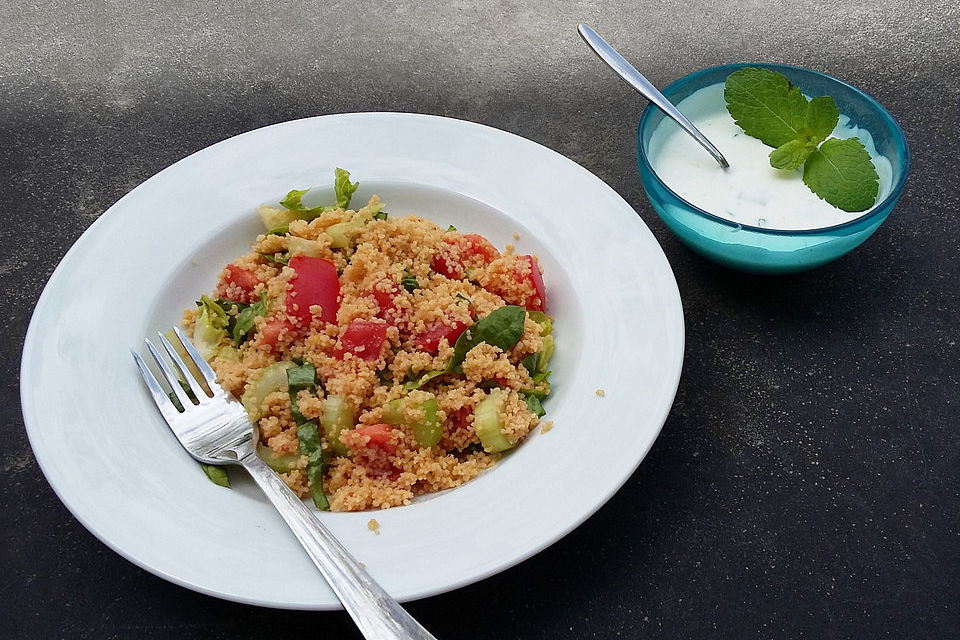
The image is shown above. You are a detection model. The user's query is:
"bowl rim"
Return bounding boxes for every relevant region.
[636,62,911,236]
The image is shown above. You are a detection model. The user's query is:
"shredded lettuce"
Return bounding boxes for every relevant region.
[194,296,228,359]
[333,167,359,210]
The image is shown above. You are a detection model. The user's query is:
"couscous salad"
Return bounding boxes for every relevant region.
[181,169,554,511]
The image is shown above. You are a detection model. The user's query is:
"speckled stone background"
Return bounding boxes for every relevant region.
[3,1,958,638]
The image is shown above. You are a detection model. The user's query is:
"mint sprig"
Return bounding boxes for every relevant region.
[724,67,879,212]
[803,138,880,212]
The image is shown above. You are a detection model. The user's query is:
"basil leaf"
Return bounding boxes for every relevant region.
[401,271,419,293]
[287,362,317,426]
[200,463,230,488]
[521,353,539,377]
[402,369,446,390]
[521,392,545,418]
[297,421,329,511]
[450,305,526,372]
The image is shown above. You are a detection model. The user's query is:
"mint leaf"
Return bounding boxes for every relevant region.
[724,67,809,148]
[803,138,880,212]
[769,139,817,171]
[804,96,839,145]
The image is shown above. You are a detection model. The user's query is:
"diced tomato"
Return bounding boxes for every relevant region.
[516,255,546,312]
[369,278,403,325]
[223,264,260,302]
[445,407,472,432]
[286,256,340,324]
[335,320,387,361]
[260,317,295,350]
[430,234,500,279]
[461,233,500,263]
[414,319,469,353]
[352,423,397,455]
[431,245,464,279]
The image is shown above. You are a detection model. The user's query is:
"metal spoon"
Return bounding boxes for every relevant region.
[577,23,730,169]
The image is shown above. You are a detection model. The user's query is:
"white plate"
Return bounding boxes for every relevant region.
[21,113,684,609]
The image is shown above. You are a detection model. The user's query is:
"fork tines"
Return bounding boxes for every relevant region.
[132,327,217,416]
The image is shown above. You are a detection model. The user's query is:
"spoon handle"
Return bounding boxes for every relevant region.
[578,23,729,169]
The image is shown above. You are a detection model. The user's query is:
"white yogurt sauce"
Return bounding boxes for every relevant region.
[648,83,893,231]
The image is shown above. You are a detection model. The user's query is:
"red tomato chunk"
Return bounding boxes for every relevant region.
[223,264,260,302]
[414,319,469,354]
[352,423,397,455]
[335,320,387,361]
[369,278,403,325]
[260,317,295,350]
[286,256,340,324]
[517,255,546,312]
[430,233,501,279]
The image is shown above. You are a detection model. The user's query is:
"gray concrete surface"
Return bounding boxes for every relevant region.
[2,1,958,638]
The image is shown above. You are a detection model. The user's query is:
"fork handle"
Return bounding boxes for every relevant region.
[236,444,437,640]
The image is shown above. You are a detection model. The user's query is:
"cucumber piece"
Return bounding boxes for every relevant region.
[217,345,242,362]
[474,390,513,453]
[538,334,554,372]
[286,236,326,258]
[528,311,553,335]
[326,196,383,249]
[241,361,295,422]
[257,205,299,231]
[326,210,372,249]
[383,396,442,448]
[256,443,301,473]
[321,395,353,457]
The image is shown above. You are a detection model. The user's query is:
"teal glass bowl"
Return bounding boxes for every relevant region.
[636,63,910,274]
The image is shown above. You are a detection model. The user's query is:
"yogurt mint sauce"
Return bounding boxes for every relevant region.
[648,83,894,231]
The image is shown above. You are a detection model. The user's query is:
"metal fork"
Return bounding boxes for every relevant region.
[133,327,436,640]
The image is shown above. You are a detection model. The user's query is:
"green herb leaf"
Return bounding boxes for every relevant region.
[200,463,230,488]
[402,369,446,391]
[803,137,880,212]
[287,362,317,426]
[521,392,545,418]
[297,421,330,510]
[724,67,809,148]
[260,252,290,266]
[401,271,419,293]
[521,353,539,377]
[232,291,269,345]
[804,96,839,145]
[334,167,359,210]
[446,224,457,232]
[372,210,388,221]
[450,305,526,372]
[769,139,817,171]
